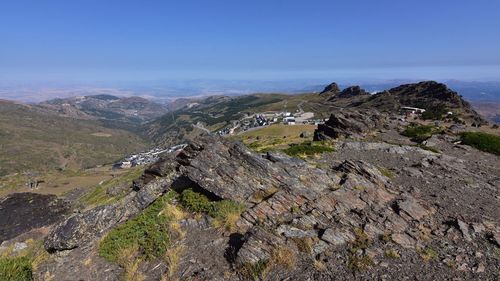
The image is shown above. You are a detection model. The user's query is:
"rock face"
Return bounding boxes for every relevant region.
[313,109,387,140]
[0,193,70,244]
[321,80,487,124]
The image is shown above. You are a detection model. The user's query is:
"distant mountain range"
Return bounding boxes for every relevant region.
[3,79,499,103]
[0,80,497,176]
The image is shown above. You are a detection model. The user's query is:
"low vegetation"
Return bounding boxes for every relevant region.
[418,247,438,262]
[0,239,48,281]
[401,124,441,143]
[460,132,500,156]
[377,167,394,179]
[79,167,144,208]
[241,246,296,281]
[0,102,148,176]
[420,105,449,120]
[282,142,334,158]
[347,228,373,271]
[0,256,33,281]
[99,192,178,262]
[180,189,246,231]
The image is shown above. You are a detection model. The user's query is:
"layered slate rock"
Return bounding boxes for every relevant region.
[313,108,387,140]
[40,135,499,280]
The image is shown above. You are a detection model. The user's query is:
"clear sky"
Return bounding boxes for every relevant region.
[1,0,499,83]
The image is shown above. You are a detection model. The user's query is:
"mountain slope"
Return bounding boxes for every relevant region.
[322,81,487,123]
[40,94,168,125]
[0,100,148,176]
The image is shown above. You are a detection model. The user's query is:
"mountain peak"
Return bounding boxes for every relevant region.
[319,82,340,95]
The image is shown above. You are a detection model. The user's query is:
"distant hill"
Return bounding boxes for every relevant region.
[471,101,500,124]
[40,95,169,126]
[148,81,488,146]
[323,81,486,124]
[0,100,148,176]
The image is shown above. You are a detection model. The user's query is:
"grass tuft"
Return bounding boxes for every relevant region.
[0,256,33,281]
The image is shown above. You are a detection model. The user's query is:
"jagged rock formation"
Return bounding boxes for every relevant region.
[319,82,340,96]
[314,109,388,140]
[36,135,500,280]
[328,86,370,100]
[324,81,487,124]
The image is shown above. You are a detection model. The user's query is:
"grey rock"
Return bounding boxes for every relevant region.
[321,228,355,246]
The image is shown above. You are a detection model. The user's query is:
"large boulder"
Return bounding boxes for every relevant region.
[314,109,387,140]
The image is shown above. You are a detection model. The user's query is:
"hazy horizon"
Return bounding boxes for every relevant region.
[1,0,499,84]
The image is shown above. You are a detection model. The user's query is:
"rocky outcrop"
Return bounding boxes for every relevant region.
[319,82,340,96]
[45,174,177,251]
[314,109,387,140]
[38,135,500,280]
[328,85,370,100]
[0,193,70,244]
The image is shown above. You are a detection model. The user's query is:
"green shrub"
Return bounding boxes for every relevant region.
[99,193,175,262]
[401,125,438,143]
[460,132,500,156]
[421,105,448,120]
[180,189,246,230]
[282,142,334,157]
[0,256,33,281]
[180,189,245,219]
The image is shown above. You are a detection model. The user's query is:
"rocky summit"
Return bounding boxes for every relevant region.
[23,133,498,280]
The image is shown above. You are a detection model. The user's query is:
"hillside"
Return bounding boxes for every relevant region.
[0,84,499,280]
[147,81,488,146]
[324,81,486,124]
[0,100,148,176]
[39,94,168,133]
[146,93,340,145]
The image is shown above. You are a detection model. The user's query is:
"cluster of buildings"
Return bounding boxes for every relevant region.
[216,111,324,136]
[113,144,187,169]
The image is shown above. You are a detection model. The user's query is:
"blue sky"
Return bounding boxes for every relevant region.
[1,0,499,83]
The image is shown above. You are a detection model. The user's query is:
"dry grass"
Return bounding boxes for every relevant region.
[313,259,327,272]
[292,237,313,254]
[234,124,317,152]
[270,246,296,269]
[418,247,438,262]
[212,212,242,232]
[384,250,400,259]
[162,245,184,280]
[117,245,146,281]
